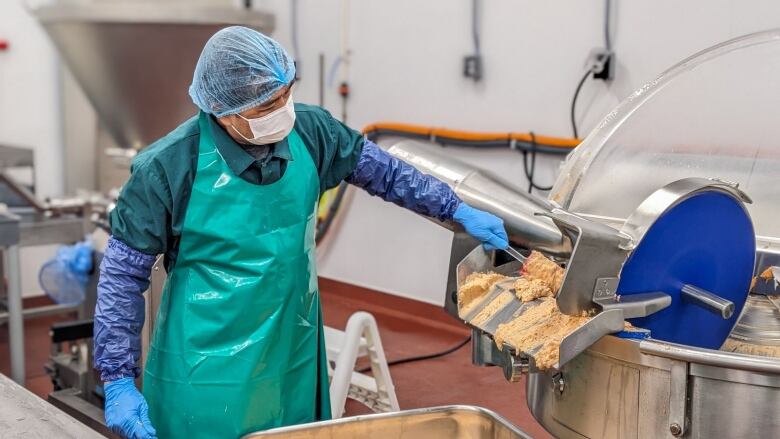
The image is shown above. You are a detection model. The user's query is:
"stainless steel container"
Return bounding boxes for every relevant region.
[242,406,533,439]
[527,337,780,438]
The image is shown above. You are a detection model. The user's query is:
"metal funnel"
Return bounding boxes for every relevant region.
[30,1,274,150]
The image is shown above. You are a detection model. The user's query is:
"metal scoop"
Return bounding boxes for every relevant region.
[503,246,526,264]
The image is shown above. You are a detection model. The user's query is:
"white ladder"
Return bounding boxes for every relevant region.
[325,311,400,418]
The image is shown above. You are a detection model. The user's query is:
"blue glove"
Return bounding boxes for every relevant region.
[453,203,509,251]
[104,378,157,439]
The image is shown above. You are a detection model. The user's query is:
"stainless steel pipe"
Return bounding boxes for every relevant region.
[387,141,570,256]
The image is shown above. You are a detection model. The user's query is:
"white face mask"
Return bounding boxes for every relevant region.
[232,95,296,145]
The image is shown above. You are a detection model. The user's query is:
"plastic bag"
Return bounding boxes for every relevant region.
[39,239,93,305]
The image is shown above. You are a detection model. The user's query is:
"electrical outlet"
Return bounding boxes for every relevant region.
[589,49,615,81]
[463,55,483,81]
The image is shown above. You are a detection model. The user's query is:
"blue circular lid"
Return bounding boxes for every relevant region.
[617,190,755,349]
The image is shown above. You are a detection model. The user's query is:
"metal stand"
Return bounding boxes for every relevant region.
[0,210,92,385]
[5,245,24,384]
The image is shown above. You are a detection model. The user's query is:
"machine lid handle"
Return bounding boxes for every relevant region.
[680,284,735,319]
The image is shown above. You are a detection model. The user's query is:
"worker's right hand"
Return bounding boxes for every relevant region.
[104,377,157,439]
[453,202,509,251]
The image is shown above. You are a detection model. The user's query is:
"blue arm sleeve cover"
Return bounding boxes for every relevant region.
[94,237,156,382]
[345,140,461,221]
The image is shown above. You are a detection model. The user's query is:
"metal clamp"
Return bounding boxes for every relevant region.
[668,362,689,437]
[592,276,673,318]
[470,329,527,382]
[551,372,565,395]
[538,208,631,316]
[592,277,619,300]
[591,277,672,319]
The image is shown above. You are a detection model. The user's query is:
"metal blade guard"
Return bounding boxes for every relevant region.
[456,178,755,378]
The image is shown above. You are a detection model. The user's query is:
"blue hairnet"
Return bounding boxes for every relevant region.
[189,26,296,117]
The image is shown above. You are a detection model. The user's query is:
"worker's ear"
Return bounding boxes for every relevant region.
[216,114,236,129]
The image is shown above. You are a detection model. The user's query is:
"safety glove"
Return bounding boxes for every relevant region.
[104,377,157,439]
[453,202,509,251]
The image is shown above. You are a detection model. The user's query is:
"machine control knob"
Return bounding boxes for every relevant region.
[502,356,527,382]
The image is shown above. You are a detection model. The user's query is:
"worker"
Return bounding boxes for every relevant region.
[94,26,508,439]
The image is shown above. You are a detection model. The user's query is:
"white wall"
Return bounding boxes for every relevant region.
[7,0,780,302]
[0,1,64,198]
[1,1,66,297]
[257,0,780,305]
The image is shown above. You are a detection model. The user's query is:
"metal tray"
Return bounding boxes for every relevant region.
[242,405,532,439]
[456,246,623,372]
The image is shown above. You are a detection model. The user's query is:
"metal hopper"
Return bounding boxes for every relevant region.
[29,1,274,150]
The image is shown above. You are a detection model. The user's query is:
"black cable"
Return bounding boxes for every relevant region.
[355,334,471,373]
[604,0,613,52]
[471,0,481,55]
[569,0,612,140]
[522,132,553,194]
[529,135,554,192]
[523,133,536,193]
[365,130,572,156]
[570,69,591,139]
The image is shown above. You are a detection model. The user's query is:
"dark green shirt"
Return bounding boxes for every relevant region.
[110,103,364,267]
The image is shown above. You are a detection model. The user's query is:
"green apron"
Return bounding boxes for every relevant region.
[143,113,331,438]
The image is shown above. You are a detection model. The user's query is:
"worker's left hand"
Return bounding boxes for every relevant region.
[453,202,509,251]
[104,377,157,439]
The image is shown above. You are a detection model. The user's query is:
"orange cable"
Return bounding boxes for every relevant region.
[362,122,580,149]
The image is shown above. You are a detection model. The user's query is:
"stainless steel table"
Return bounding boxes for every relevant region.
[0,373,104,438]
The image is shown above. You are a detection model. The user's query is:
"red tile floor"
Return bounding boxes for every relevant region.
[0,297,73,398]
[0,279,552,439]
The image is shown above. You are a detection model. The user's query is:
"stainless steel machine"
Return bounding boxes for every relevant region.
[0,143,110,387]
[30,0,275,190]
[389,30,780,438]
[31,0,274,153]
[0,141,112,435]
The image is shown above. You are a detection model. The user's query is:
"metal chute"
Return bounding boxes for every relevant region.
[30,1,274,150]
